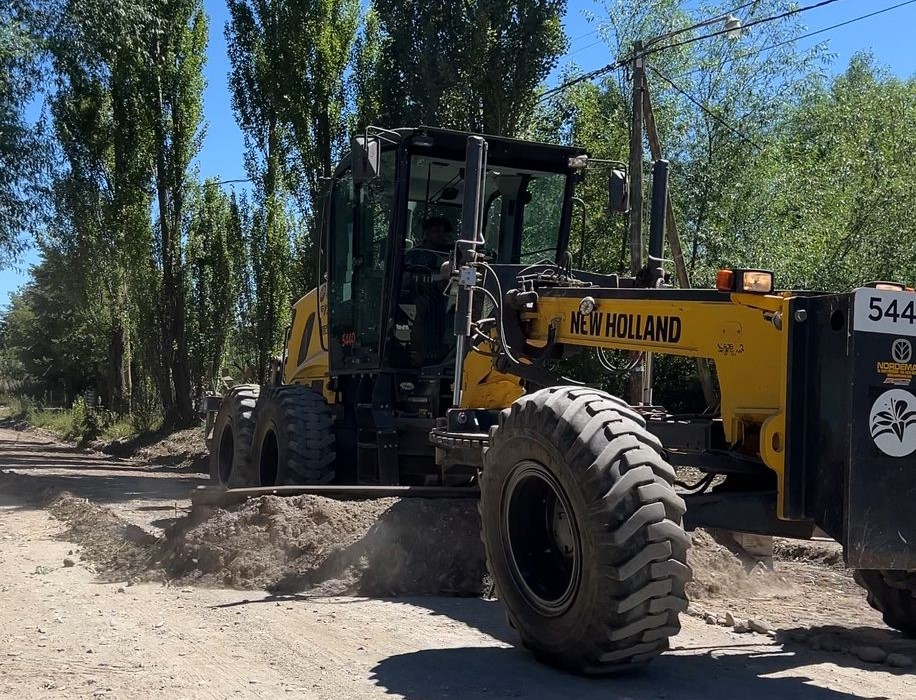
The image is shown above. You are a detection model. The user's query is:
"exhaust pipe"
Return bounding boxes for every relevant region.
[648,159,669,288]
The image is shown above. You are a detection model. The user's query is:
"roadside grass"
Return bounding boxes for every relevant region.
[0,394,155,445]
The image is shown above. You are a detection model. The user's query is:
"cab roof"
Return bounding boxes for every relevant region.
[340,126,588,175]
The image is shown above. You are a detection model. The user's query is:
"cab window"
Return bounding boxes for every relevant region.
[328,149,397,362]
[405,155,567,264]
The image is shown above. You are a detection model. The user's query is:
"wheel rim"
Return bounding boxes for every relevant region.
[259,427,279,486]
[502,460,582,616]
[217,423,234,484]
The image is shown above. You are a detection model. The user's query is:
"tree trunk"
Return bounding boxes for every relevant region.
[153,63,178,426]
[171,273,195,424]
[169,135,194,425]
[152,53,195,427]
[258,116,280,385]
[107,323,123,411]
[119,276,132,414]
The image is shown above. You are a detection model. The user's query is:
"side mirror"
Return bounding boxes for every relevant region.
[352,135,380,183]
[608,169,630,213]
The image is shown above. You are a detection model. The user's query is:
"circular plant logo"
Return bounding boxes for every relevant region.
[892,338,913,364]
[870,389,916,458]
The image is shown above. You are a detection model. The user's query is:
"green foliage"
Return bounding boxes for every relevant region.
[226,0,358,207]
[2,394,37,422]
[1,249,108,402]
[530,76,631,273]
[147,0,209,426]
[755,55,916,289]
[4,0,916,431]
[0,0,49,263]
[67,396,102,443]
[48,0,159,414]
[225,0,358,380]
[128,378,163,434]
[0,392,134,444]
[248,193,293,380]
[31,408,76,436]
[188,180,244,392]
[354,0,568,136]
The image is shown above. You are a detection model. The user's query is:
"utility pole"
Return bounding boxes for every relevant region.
[627,42,645,276]
[611,15,743,407]
[641,72,718,408]
[627,42,646,404]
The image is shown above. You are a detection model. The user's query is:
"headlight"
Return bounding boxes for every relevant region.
[578,296,597,315]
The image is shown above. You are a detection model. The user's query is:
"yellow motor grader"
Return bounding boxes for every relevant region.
[205,127,916,674]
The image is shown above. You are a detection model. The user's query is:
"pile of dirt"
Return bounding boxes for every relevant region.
[774,537,845,568]
[47,493,164,582]
[100,427,207,472]
[686,529,789,600]
[162,495,487,596]
[3,466,487,596]
[3,465,782,603]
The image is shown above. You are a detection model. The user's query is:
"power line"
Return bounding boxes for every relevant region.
[565,38,605,58]
[212,178,253,186]
[539,59,626,101]
[566,25,602,45]
[641,0,848,59]
[674,0,916,78]
[540,0,849,102]
[766,0,916,52]
[563,1,763,58]
[648,65,764,150]
[555,1,762,73]
[642,0,767,50]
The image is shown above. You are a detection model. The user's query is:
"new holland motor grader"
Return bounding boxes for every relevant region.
[205,126,916,674]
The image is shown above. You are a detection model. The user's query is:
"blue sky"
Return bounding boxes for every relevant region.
[3,0,915,304]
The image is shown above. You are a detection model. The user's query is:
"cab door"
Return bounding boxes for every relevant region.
[327,150,397,371]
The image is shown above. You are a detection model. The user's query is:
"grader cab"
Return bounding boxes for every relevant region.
[206,127,916,674]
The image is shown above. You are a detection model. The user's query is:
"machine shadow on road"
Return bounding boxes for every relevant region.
[368,644,890,700]
[410,597,916,679]
[206,589,910,698]
[0,458,206,508]
[0,435,198,473]
[775,624,916,670]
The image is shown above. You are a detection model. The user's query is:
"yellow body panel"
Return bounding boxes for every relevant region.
[282,281,795,514]
[460,349,525,409]
[284,284,332,401]
[496,291,794,512]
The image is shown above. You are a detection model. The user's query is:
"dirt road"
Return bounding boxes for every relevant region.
[1,426,914,699]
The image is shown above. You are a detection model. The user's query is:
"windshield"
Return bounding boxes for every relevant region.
[406,155,568,264]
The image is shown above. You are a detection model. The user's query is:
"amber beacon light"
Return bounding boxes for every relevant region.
[716,268,774,294]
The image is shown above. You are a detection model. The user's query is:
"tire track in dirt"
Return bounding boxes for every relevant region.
[2,424,916,699]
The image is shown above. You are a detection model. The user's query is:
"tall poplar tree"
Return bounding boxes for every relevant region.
[354,0,567,136]
[225,0,358,381]
[146,0,208,425]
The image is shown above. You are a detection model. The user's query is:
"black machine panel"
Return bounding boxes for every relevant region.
[785,289,916,568]
[845,288,916,569]
[784,293,851,539]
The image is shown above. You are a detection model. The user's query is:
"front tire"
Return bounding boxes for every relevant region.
[481,386,690,674]
[854,569,916,637]
[251,384,335,486]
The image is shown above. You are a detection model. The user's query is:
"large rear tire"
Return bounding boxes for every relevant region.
[208,384,260,487]
[481,386,690,674]
[251,384,335,486]
[854,569,916,637]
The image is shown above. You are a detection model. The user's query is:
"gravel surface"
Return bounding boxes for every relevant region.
[1,425,915,699]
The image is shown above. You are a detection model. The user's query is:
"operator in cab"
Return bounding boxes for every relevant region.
[400,216,457,367]
[404,216,454,270]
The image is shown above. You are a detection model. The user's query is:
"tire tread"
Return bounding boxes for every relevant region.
[481,386,691,674]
